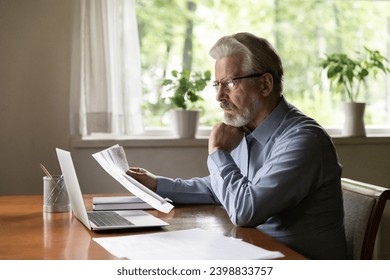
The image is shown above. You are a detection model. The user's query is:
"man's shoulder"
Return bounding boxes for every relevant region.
[279,108,328,139]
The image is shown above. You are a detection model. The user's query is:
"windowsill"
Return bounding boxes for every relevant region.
[71,127,390,148]
[71,135,209,148]
[331,135,390,145]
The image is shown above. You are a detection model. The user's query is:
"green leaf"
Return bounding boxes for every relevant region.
[320,46,390,102]
[162,69,211,110]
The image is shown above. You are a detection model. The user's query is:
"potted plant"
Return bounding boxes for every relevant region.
[320,47,390,136]
[162,69,211,138]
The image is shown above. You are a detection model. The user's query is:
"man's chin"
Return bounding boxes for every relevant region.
[224,114,248,127]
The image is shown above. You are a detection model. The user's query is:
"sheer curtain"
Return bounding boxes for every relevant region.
[70,0,143,136]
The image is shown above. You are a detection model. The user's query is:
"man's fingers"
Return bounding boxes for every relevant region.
[127,167,146,175]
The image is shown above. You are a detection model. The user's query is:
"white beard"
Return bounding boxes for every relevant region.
[224,108,251,127]
[222,96,261,127]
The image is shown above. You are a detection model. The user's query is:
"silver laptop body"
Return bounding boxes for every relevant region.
[56,148,168,231]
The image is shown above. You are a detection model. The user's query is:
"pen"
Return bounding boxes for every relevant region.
[40,163,63,203]
[40,163,52,178]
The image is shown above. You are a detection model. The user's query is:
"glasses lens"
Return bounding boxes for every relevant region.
[212,81,219,91]
[213,79,235,92]
[226,78,235,90]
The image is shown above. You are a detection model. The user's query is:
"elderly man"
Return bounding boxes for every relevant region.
[128,32,347,259]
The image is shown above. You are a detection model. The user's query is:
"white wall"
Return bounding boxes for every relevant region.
[1,0,390,259]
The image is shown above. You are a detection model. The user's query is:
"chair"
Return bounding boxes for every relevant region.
[341,178,390,259]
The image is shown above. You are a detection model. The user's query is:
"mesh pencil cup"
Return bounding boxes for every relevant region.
[43,175,71,212]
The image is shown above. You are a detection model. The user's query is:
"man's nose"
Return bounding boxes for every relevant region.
[215,85,227,102]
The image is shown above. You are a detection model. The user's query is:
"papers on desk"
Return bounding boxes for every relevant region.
[92,145,173,213]
[93,228,284,260]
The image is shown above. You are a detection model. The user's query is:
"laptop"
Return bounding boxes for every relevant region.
[56,148,169,231]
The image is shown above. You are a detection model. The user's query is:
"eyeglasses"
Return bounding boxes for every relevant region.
[212,73,266,92]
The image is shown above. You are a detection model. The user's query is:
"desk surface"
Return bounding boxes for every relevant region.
[0,195,306,260]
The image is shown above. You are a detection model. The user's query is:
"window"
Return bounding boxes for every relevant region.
[72,0,390,138]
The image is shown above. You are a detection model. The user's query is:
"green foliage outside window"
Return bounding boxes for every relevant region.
[135,0,390,128]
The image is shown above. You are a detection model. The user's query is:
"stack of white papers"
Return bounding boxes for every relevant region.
[94,228,284,260]
[92,145,173,213]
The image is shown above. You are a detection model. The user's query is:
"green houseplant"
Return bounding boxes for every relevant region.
[162,69,211,138]
[320,47,390,136]
[320,47,389,102]
[162,69,211,110]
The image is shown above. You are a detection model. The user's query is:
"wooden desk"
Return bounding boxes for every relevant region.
[0,195,306,260]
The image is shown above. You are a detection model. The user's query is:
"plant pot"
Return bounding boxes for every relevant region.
[342,102,366,137]
[171,109,200,138]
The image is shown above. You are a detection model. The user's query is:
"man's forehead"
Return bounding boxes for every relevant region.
[215,55,244,78]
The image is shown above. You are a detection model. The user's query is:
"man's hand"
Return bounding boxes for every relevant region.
[208,123,244,154]
[126,167,157,192]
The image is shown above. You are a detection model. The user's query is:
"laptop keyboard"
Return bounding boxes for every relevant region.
[88,211,133,227]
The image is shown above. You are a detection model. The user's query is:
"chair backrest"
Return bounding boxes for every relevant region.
[341,178,390,259]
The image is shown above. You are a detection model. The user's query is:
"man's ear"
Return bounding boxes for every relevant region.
[260,73,273,96]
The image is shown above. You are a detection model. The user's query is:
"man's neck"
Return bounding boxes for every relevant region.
[245,95,283,131]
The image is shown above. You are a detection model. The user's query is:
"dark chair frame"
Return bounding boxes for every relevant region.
[341,178,390,259]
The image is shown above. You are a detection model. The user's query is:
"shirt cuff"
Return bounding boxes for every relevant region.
[208,149,236,173]
[155,176,176,195]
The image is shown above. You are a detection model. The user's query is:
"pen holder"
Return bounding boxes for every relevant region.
[43,175,71,213]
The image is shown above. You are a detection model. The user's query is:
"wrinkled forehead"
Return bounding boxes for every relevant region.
[214,54,245,80]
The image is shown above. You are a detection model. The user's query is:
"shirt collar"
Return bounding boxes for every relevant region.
[247,96,290,146]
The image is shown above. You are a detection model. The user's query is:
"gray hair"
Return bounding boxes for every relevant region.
[209,32,284,93]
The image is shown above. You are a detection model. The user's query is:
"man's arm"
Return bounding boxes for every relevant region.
[156,176,220,204]
[127,168,220,204]
[208,129,331,227]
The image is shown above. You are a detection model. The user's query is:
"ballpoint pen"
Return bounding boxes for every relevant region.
[40,163,52,178]
[40,163,64,203]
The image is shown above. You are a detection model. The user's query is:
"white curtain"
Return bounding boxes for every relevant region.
[70,0,143,136]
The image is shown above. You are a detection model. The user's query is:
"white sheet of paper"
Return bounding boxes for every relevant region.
[93,228,284,260]
[92,144,174,213]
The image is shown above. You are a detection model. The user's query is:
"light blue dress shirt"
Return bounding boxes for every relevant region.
[157,97,347,259]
